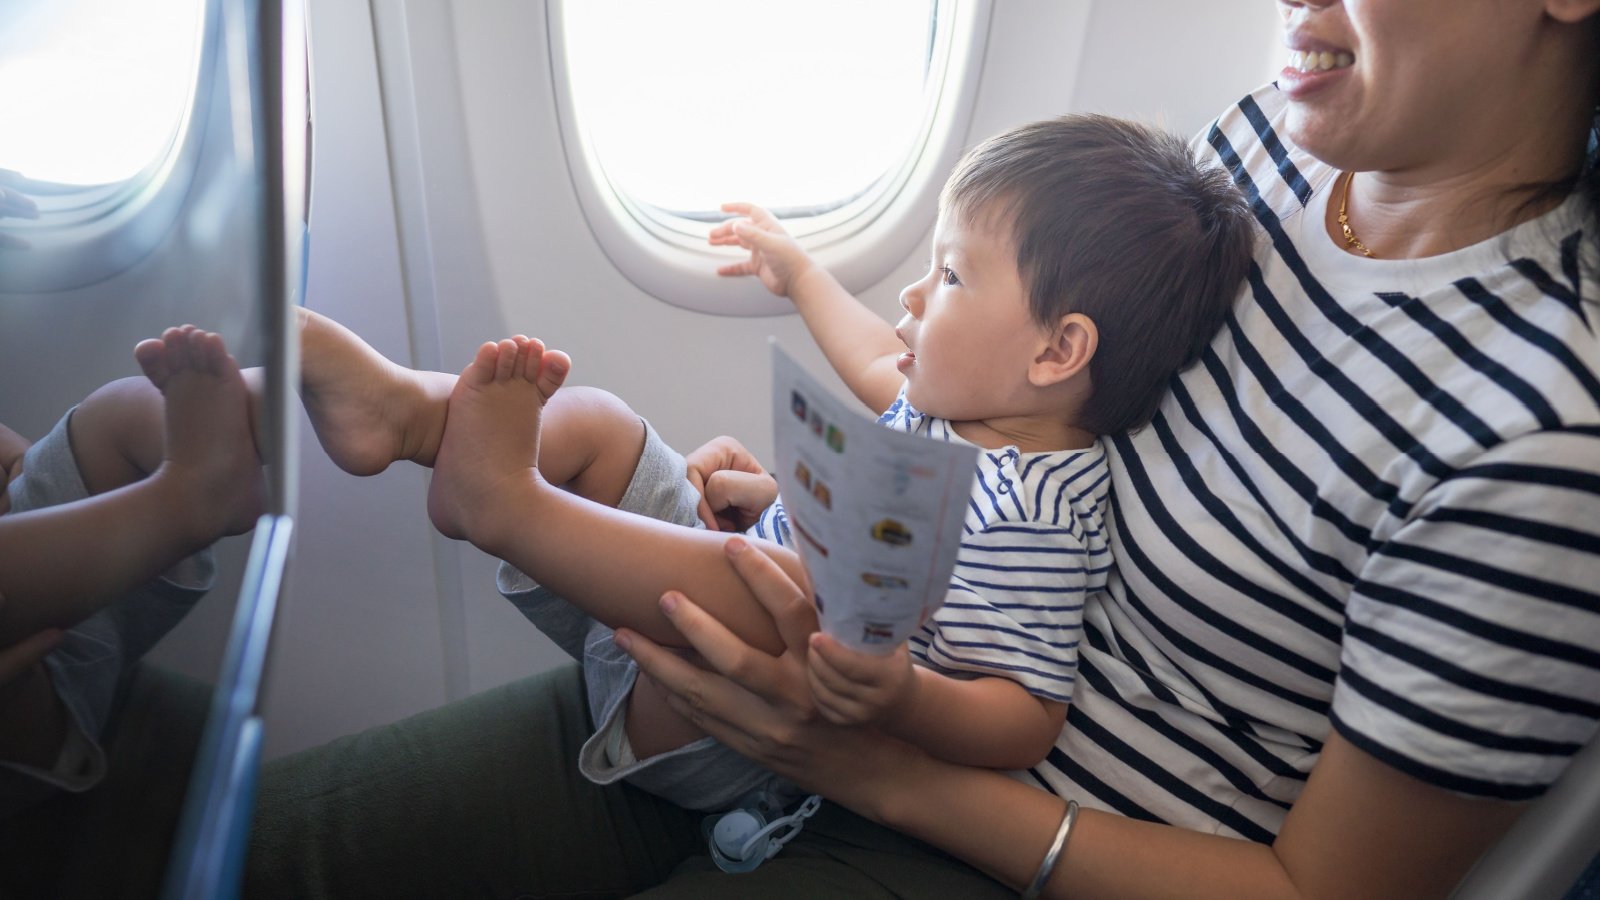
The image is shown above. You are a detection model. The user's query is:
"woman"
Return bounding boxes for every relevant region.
[246,0,1599,896]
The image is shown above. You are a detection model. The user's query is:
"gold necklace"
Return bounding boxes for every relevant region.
[1337,170,1374,258]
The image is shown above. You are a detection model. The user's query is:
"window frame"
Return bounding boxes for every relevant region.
[0,0,213,294]
[547,0,993,316]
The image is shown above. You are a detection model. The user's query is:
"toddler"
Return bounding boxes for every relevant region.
[423,114,1255,811]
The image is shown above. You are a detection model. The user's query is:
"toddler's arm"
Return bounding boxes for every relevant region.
[807,634,1067,770]
[711,202,905,414]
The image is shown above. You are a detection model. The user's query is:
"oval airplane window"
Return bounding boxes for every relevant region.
[551,0,992,315]
[0,0,209,292]
[0,0,204,186]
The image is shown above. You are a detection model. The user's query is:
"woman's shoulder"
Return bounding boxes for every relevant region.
[1193,83,1336,227]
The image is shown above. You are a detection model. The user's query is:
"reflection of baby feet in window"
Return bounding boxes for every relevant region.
[134,325,266,538]
[428,336,569,544]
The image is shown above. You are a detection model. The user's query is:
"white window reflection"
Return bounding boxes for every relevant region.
[0,0,206,186]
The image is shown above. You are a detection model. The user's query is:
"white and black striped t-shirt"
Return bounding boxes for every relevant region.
[1016,84,1600,843]
[751,387,1111,703]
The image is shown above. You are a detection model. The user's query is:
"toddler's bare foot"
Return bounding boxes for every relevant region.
[427,336,569,544]
[298,307,454,475]
[134,325,266,538]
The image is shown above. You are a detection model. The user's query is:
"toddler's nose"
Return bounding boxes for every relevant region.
[899,281,924,317]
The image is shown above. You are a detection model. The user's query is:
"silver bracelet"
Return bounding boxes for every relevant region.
[1021,798,1078,900]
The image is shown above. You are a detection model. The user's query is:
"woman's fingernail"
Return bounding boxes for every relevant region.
[660,592,679,614]
[614,630,633,652]
[725,536,747,556]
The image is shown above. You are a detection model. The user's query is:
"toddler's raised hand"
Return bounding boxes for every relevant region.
[708,202,814,298]
[805,631,917,727]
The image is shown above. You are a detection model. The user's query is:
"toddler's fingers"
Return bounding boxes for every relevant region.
[806,663,862,725]
[808,630,882,681]
[806,641,868,701]
[716,260,759,278]
[723,202,777,227]
[812,694,862,727]
[707,218,749,246]
[704,470,774,516]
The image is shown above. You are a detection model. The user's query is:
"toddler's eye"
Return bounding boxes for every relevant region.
[939,266,960,286]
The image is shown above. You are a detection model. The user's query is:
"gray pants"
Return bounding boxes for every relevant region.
[497,422,796,812]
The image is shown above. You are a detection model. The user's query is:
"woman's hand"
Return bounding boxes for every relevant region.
[683,436,777,532]
[615,536,914,814]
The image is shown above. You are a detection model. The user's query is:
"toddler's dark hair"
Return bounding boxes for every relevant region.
[941,114,1254,434]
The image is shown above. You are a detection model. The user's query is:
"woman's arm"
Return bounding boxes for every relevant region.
[617,540,1527,900]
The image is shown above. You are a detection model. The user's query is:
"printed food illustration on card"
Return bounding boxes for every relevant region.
[770,343,976,653]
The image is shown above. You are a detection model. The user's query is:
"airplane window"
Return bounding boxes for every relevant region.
[0,0,205,186]
[551,0,990,315]
[562,0,934,219]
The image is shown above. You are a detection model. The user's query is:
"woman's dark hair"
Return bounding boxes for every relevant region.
[1514,17,1600,283]
[940,114,1254,435]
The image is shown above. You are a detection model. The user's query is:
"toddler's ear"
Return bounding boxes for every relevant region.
[1030,313,1096,387]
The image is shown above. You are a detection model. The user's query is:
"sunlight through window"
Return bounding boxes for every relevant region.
[561,0,936,216]
[0,0,206,186]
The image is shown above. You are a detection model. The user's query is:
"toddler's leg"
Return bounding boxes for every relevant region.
[132,325,267,538]
[54,325,262,522]
[298,307,453,476]
[427,336,570,544]
[67,375,168,497]
[626,666,714,759]
[298,309,642,507]
[430,337,803,654]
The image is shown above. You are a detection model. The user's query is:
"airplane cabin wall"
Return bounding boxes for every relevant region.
[264,0,1282,758]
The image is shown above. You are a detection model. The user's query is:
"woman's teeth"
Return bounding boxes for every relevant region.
[1288,50,1353,73]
